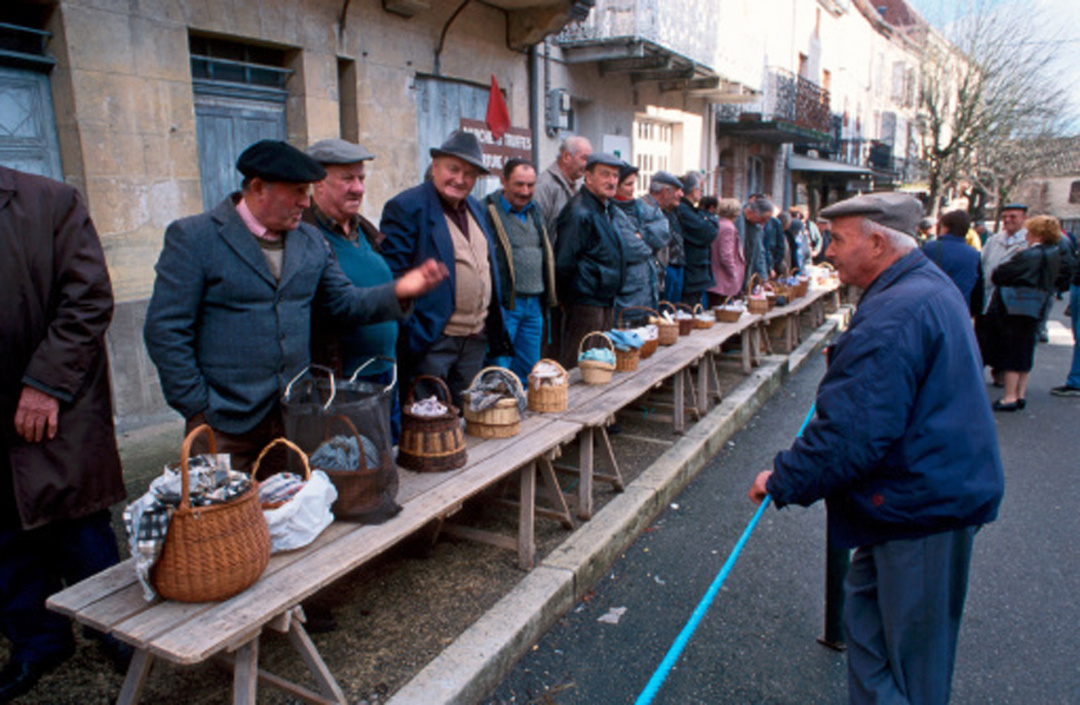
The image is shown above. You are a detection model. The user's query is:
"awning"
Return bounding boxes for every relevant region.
[788,154,873,175]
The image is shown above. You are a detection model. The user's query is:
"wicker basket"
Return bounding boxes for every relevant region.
[151,424,271,603]
[398,376,467,472]
[793,277,810,298]
[746,275,769,315]
[713,296,744,323]
[527,359,568,412]
[252,437,311,509]
[656,302,680,345]
[693,303,715,330]
[578,331,616,385]
[673,302,694,336]
[615,346,640,372]
[617,307,660,358]
[463,367,523,439]
[316,416,384,519]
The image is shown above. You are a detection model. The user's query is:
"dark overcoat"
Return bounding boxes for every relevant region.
[0,166,125,530]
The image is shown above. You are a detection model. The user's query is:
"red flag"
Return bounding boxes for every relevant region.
[486,74,511,141]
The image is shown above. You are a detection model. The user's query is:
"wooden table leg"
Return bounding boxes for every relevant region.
[577,427,594,520]
[696,355,710,415]
[741,328,752,374]
[537,455,574,529]
[674,368,686,434]
[117,648,154,705]
[596,427,625,491]
[518,461,536,570]
[287,617,347,704]
[234,637,259,705]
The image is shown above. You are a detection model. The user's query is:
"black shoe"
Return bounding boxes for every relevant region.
[0,648,73,702]
[992,399,1020,412]
[1051,385,1080,397]
[1017,398,1026,410]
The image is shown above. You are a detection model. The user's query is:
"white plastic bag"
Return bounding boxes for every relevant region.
[263,470,337,553]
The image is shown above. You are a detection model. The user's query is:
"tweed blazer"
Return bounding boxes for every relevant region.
[145,194,404,434]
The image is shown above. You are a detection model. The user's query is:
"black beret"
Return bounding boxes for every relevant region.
[237,140,327,183]
[820,192,924,237]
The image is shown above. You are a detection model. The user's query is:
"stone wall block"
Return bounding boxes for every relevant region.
[130,16,190,82]
[62,5,135,75]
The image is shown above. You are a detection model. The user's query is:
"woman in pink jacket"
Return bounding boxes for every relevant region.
[707,198,746,305]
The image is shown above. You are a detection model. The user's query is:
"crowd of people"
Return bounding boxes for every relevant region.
[3,124,1078,703]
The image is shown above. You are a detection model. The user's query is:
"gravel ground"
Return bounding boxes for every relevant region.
[1,319,809,704]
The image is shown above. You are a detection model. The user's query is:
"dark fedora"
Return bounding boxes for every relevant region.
[430,130,489,174]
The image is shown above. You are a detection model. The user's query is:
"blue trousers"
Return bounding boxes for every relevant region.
[844,526,977,705]
[0,510,121,663]
[663,265,684,305]
[1068,285,1080,388]
[494,295,544,386]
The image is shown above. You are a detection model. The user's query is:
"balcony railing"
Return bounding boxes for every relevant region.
[831,138,927,184]
[716,68,830,137]
[555,0,717,72]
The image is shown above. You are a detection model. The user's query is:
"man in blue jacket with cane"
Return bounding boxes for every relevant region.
[749,192,1004,705]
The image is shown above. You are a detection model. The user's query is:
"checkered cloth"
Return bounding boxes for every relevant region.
[123,454,253,601]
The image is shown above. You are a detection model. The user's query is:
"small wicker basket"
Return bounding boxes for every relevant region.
[578,331,616,385]
[150,424,272,603]
[693,303,715,330]
[656,302,681,345]
[711,296,742,323]
[315,415,384,519]
[398,376,467,473]
[617,307,661,358]
[463,367,523,439]
[746,274,769,315]
[614,346,639,372]
[672,302,694,336]
[527,359,568,412]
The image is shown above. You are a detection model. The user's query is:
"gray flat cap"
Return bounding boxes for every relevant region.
[651,170,683,189]
[681,172,701,191]
[820,192,924,237]
[430,130,489,174]
[306,138,376,164]
[585,152,622,169]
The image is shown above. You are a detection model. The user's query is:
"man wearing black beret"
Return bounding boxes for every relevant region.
[750,192,1003,705]
[145,139,446,468]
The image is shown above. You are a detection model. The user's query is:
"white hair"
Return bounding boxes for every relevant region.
[560,135,590,157]
[859,218,916,254]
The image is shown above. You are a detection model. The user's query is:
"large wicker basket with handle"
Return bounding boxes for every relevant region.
[150,424,271,603]
[746,274,769,315]
[463,367,523,439]
[713,296,744,323]
[655,302,681,345]
[398,376,467,472]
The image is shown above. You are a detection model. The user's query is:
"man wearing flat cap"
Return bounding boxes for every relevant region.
[749,191,1003,705]
[145,139,445,468]
[675,172,718,306]
[649,170,686,303]
[380,130,510,410]
[303,139,402,437]
[554,152,627,368]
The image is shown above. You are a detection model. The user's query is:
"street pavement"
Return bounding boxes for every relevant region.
[485,301,1080,705]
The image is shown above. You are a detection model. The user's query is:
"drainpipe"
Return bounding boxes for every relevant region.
[529,44,541,167]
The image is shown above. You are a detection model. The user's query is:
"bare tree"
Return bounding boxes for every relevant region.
[916,0,1070,218]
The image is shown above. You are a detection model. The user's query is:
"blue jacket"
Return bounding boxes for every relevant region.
[380,181,509,358]
[766,250,1004,549]
[676,198,718,293]
[144,195,405,434]
[922,234,982,312]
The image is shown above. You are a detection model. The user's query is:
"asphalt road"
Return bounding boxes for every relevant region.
[486,302,1080,705]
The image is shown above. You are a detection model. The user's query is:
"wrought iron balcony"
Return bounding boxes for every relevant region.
[716,68,831,144]
[555,0,727,93]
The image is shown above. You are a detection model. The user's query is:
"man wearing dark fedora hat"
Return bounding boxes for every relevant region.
[145,139,445,470]
[380,130,510,409]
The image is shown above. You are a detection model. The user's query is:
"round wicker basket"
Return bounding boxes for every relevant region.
[463,367,523,439]
[578,331,616,385]
[527,359,568,412]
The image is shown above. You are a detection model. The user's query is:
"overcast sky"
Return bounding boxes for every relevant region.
[905,0,1080,133]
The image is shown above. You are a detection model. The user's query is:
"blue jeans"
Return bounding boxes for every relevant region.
[494,295,544,386]
[663,265,684,305]
[1068,284,1080,388]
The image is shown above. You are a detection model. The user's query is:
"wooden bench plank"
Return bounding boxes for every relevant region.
[137,419,581,664]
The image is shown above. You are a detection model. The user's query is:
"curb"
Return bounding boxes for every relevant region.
[389,313,844,705]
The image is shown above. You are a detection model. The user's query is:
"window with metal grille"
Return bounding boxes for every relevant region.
[0,5,54,72]
[189,35,291,93]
